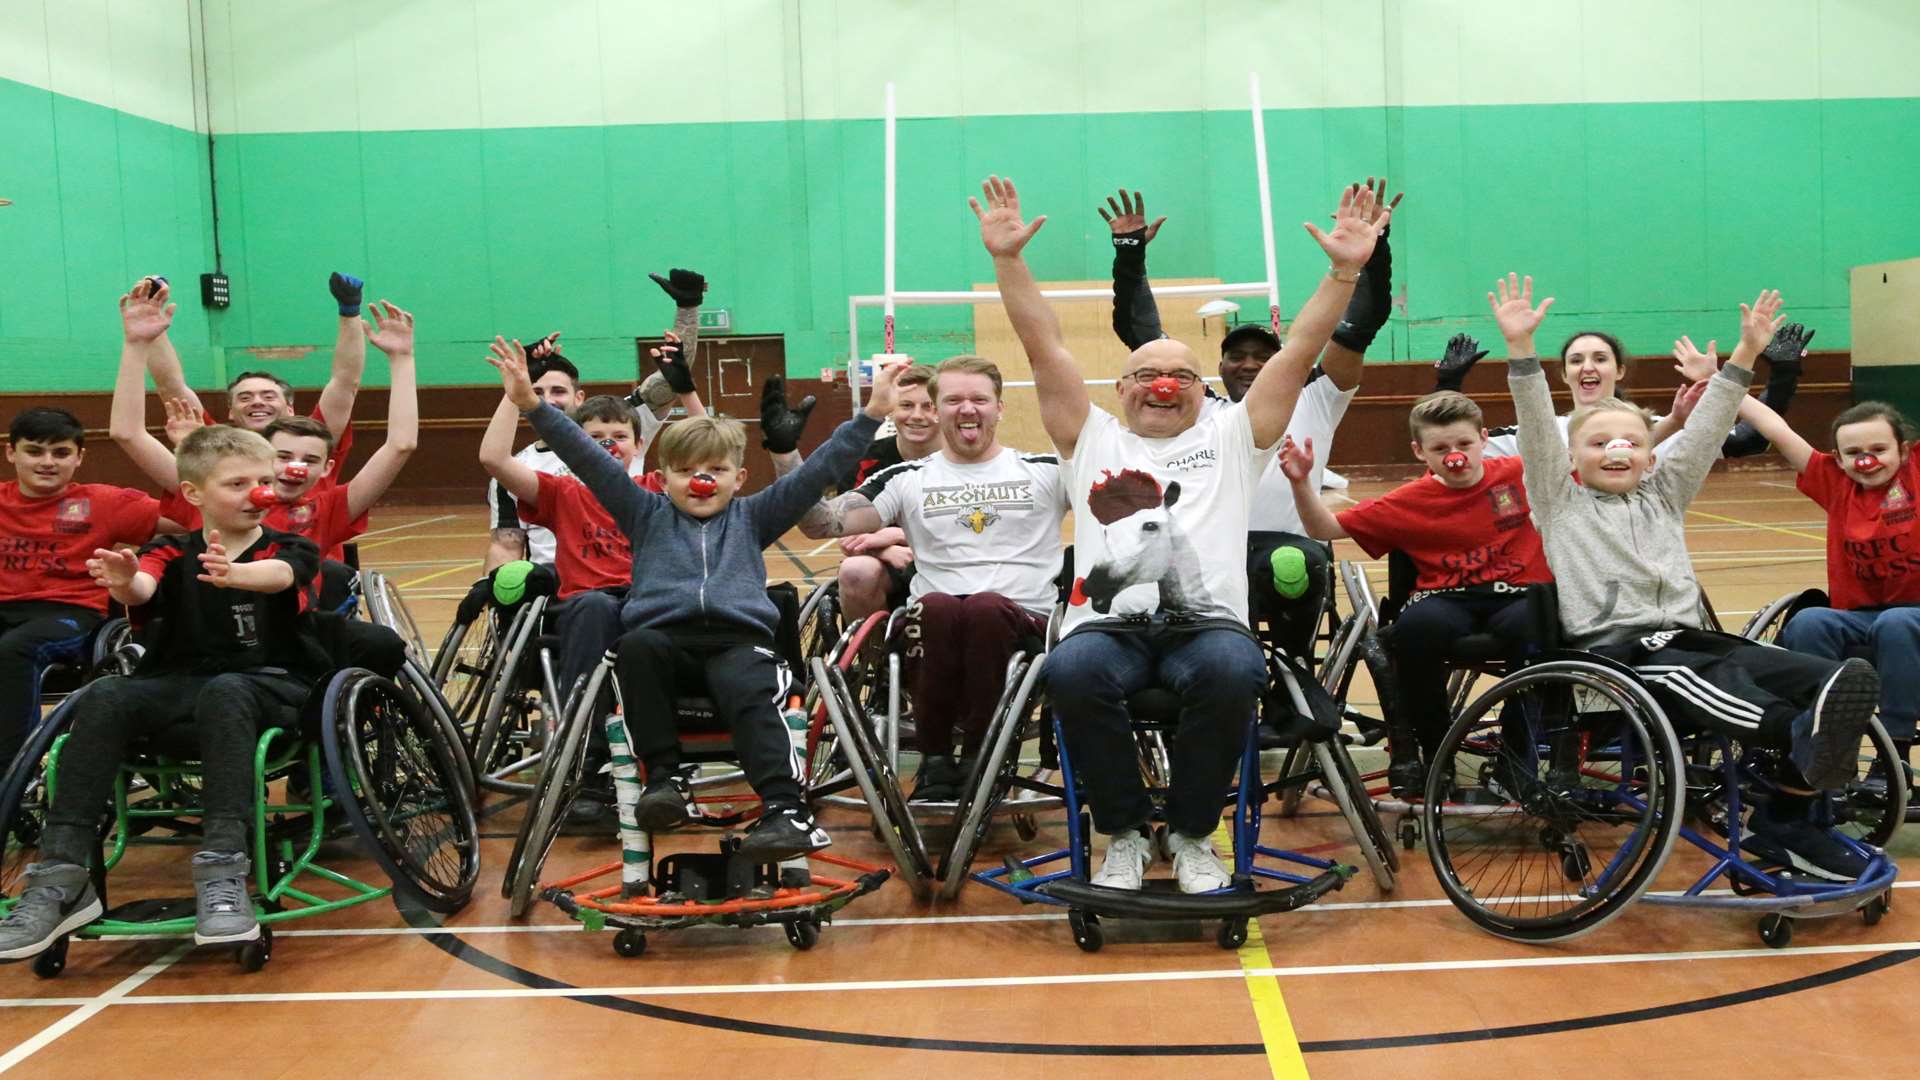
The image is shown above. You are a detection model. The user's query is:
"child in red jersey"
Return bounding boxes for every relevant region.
[1283,391,1552,795]
[0,408,175,773]
[0,425,328,961]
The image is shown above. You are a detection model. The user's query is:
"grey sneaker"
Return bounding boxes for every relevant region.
[191,851,259,945]
[0,861,101,961]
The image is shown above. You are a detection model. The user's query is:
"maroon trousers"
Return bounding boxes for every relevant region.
[902,592,1047,757]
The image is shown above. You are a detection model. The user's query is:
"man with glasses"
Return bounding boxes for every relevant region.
[975,175,1389,893]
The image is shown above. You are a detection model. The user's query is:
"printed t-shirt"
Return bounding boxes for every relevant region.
[0,482,162,613]
[1336,456,1553,593]
[1798,452,1920,609]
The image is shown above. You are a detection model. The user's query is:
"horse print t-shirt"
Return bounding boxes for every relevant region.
[1060,403,1277,636]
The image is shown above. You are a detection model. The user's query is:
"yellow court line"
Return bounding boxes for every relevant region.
[398,561,483,590]
[1212,819,1311,1080]
[1684,507,1827,544]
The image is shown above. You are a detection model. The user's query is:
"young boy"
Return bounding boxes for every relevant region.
[487,336,898,861]
[1280,390,1551,795]
[0,426,328,959]
[1,409,172,774]
[1496,275,1879,879]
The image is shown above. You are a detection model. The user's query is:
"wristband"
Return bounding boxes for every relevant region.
[1328,267,1360,283]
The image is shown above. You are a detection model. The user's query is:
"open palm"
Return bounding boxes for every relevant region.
[1305,184,1386,270]
[971,175,1047,258]
[120,278,175,343]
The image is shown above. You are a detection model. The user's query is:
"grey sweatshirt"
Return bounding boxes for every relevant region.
[528,402,881,639]
[1510,356,1754,647]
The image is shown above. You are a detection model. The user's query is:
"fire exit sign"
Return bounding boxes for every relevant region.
[697,308,731,332]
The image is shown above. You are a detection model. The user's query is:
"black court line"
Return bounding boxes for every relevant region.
[772,540,816,583]
[405,904,1918,1057]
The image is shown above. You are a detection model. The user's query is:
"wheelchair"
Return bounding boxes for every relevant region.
[0,664,481,977]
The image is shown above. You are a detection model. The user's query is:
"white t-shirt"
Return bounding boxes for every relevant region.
[1197,371,1355,534]
[860,447,1069,615]
[1060,402,1278,635]
[488,416,659,565]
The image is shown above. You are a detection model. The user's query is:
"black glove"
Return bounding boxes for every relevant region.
[1330,228,1392,352]
[525,331,562,361]
[760,374,817,454]
[329,271,364,317]
[1433,333,1489,392]
[649,268,707,308]
[650,338,697,395]
[1763,322,1814,369]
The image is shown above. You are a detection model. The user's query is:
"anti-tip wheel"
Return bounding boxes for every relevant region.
[1863,894,1890,927]
[784,919,821,951]
[31,936,69,979]
[1217,919,1249,950]
[613,928,648,958]
[1759,913,1793,949]
[237,927,273,973]
[1068,909,1103,953]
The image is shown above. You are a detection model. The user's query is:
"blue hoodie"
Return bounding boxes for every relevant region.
[527,402,880,640]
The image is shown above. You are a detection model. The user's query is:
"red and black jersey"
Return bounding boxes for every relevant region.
[132,526,328,677]
[0,481,162,613]
[840,435,905,492]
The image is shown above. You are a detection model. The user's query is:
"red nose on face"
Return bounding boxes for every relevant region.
[282,462,310,482]
[1148,377,1181,402]
[688,474,718,497]
[1854,453,1883,473]
[247,485,278,508]
[1442,452,1470,472]
[597,437,621,459]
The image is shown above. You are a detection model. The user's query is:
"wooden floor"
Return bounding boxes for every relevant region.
[6,470,1915,1079]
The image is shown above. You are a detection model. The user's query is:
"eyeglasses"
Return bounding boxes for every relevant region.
[1122,369,1200,388]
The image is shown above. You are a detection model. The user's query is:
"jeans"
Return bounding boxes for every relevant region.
[1779,605,1920,739]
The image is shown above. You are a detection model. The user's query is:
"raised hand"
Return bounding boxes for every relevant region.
[649,331,698,395]
[163,396,207,447]
[197,529,232,587]
[1669,377,1711,421]
[527,331,563,361]
[486,336,539,410]
[87,547,140,590]
[1671,335,1718,382]
[329,271,364,317]
[862,360,907,420]
[120,276,176,344]
[1487,273,1555,350]
[1097,189,1165,244]
[1277,434,1316,483]
[1304,183,1388,272]
[1738,290,1786,353]
[1763,321,1814,368]
[1435,333,1489,390]
[363,300,415,355]
[970,175,1047,258]
[759,373,817,453]
[1357,175,1404,226]
[649,268,707,308]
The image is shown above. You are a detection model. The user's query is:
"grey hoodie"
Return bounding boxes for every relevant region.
[1509,355,1754,647]
[527,402,880,639]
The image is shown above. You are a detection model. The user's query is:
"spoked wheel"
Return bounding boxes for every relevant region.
[504,679,598,917]
[1833,717,1908,849]
[322,669,482,913]
[431,610,500,736]
[938,659,1047,897]
[470,600,551,796]
[812,656,931,900]
[1424,660,1684,943]
[0,686,101,897]
[804,613,888,803]
[397,660,477,802]
[364,570,431,667]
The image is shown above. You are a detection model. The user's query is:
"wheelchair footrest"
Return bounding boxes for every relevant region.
[1037,864,1351,919]
[99,896,199,925]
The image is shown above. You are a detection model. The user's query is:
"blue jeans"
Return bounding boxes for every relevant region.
[1779,605,1920,739]
[1044,625,1266,837]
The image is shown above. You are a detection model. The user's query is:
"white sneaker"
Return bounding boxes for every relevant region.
[1090,829,1154,890]
[1168,832,1232,893]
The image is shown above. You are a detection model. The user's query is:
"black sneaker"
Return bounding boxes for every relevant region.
[1744,799,1870,882]
[1791,659,1879,790]
[1386,739,1425,800]
[633,772,693,831]
[737,805,831,862]
[910,754,963,803]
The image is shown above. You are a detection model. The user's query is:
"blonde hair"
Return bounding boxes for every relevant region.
[931,355,1003,400]
[176,425,274,486]
[1408,391,1484,441]
[657,416,747,470]
[1567,396,1655,441]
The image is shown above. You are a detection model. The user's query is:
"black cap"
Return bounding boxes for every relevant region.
[1220,323,1281,355]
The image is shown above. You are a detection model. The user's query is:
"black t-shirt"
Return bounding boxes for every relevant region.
[132,527,328,678]
[840,435,905,492]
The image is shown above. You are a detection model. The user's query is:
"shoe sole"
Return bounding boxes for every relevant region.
[0,896,103,961]
[1805,660,1879,790]
[633,802,691,832]
[737,829,832,863]
[195,922,262,946]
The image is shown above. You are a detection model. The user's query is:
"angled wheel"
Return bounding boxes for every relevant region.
[812,656,931,900]
[938,657,1047,898]
[322,669,482,913]
[364,570,430,667]
[0,682,108,897]
[470,598,550,795]
[503,672,598,916]
[1833,716,1907,849]
[430,609,500,736]
[1314,738,1397,890]
[397,660,477,802]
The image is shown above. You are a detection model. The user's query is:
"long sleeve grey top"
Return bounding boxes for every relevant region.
[1510,355,1754,647]
[527,402,881,639]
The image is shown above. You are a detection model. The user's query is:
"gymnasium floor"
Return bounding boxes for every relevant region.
[4,470,1912,1079]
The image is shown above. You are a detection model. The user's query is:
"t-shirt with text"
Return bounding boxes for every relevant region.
[1200,371,1356,534]
[0,482,162,613]
[517,472,647,598]
[1797,452,1920,609]
[133,526,326,677]
[1336,456,1553,593]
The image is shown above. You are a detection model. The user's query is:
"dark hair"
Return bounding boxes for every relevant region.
[227,370,294,398]
[1557,330,1631,383]
[8,407,86,448]
[1832,401,1919,445]
[531,355,581,388]
[263,414,336,452]
[571,395,637,434]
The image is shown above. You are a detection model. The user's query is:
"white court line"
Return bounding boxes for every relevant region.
[356,514,456,539]
[0,944,188,1070]
[807,539,839,557]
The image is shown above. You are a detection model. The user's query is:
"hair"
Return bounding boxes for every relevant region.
[262,414,336,453]
[657,415,747,470]
[1831,400,1919,445]
[175,424,274,486]
[1567,396,1655,441]
[530,354,581,388]
[571,395,639,434]
[8,407,86,448]
[930,356,1002,400]
[226,370,294,400]
[1407,391,1484,442]
[896,364,937,395]
[1557,330,1631,383]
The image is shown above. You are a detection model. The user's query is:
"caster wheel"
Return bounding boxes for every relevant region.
[1398,818,1419,851]
[1068,909,1103,953]
[1217,919,1249,950]
[785,920,821,951]
[1863,894,1890,927]
[1759,913,1793,949]
[1012,813,1039,843]
[238,928,273,973]
[32,936,69,979]
[613,928,648,958]
[1560,845,1592,882]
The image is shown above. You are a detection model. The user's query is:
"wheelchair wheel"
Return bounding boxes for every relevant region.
[1424,659,1685,943]
[938,658,1047,897]
[397,660,478,808]
[363,570,430,667]
[505,676,597,917]
[1317,737,1400,885]
[803,612,888,803]
[813,656,932,900]
[1833,716,1907,849]
[430,609,500,733]
[471,598,550,795]
[1737,589,1828,645]
[321,669,481,913]
[0,688,94,897]
[797,582,843,672]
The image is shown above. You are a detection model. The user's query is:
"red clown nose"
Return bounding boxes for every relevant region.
[1147,377,1182,402]
[688,473,718,497]
[247,485,278,509]
[1854,453,1883,473]
[596,437,621,459]
[282,462,310,482]
[1442,452,1470,473]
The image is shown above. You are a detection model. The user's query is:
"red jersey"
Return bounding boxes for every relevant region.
[199,402,354,486]
[517,473,637,599]
[0,481,162,613]
[1337,456,1552,593]
[1797,452,1920,609]
[159,484,365,565]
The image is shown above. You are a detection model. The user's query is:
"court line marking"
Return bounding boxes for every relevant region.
[1214,818,1312,1079]
[1685,507,1827,544]
[0,944,188,1071]
[352,514,456,540]
[397,561,484,590]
